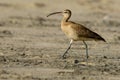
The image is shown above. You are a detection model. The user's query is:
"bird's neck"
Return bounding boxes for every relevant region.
[61,15,71,24]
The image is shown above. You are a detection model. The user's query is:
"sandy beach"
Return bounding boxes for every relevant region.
[0,0,120,80]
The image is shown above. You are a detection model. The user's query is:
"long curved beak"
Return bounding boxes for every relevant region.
[47,12,62,17]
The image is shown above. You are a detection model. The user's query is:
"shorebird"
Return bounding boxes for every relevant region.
[47,9,106,59]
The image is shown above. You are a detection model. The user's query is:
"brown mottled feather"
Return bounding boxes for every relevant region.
[61,21,106,42]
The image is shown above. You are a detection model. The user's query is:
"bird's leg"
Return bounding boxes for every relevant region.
[62,39,73,59]
[83,41,89,60]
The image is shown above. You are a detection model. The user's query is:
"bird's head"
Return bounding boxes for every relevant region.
[47,9,71,18]
[62,9,71,18]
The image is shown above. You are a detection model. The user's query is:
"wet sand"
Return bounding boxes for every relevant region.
[0,0,120,80]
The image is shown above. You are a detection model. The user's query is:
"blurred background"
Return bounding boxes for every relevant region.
[0,0,120,80]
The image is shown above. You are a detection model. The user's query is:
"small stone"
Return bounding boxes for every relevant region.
[103,56,107,59]
[74,60,79,64]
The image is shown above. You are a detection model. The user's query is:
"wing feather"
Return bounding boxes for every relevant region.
[70,22,106,41]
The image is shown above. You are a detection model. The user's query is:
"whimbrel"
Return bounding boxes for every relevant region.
[47,9,106,59]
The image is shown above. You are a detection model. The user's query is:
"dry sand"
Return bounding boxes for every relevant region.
[0,0,120,80]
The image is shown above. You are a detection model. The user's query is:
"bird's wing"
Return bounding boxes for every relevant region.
[70,22,105,41]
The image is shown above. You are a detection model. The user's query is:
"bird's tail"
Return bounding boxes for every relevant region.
[99,37,106,42]
[95,34,106,42]
[93,32,106,42]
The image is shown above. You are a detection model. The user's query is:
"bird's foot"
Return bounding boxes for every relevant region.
[61,51,68,59]
[59,55,66,59]
[62,55,67,59]
[59,54,67,59]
